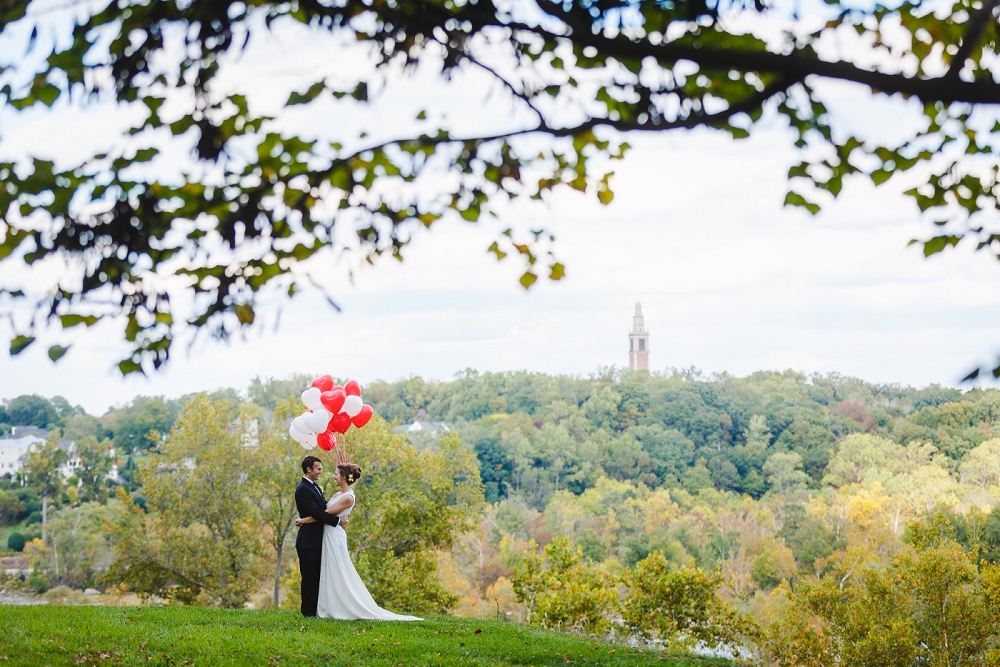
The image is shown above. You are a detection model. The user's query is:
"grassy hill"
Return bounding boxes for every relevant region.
[0,606,732,666]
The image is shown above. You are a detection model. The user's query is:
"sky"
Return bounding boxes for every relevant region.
[2,12,999,415]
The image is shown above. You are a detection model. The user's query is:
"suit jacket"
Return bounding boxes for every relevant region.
[295,478,341,550]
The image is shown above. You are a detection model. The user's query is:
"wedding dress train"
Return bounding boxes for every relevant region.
[315,489,422,621]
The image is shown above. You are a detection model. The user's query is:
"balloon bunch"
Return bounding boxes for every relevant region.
[288,375,374,457]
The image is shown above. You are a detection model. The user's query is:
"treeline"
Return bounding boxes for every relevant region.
[363,367,1000,665]
[6,367,1000,664]
[365,368,990,505]
[0,385,265,453]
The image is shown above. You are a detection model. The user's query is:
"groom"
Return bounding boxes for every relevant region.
[295,455,349,617]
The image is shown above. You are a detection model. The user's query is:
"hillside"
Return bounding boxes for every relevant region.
[0,607,731,666]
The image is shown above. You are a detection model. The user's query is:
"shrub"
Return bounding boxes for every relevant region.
[0,490,27,524]
[512,538,618,633]
[28,570,50,594]
[25,511,42,526]
[7,532,25,552]
[622,551,754,651]
[760,539,1000,667]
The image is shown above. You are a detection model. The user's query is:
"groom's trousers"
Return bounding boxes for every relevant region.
[297,547,322,617]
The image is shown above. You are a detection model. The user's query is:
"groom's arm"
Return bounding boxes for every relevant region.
[295,486,341,527]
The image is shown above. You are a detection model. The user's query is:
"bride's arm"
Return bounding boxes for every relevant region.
[325,495,353,515]
[295,494,353,526]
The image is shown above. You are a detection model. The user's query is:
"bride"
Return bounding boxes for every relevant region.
[295,463,422,621]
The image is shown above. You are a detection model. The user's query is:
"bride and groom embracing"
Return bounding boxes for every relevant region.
[294,455,421,621]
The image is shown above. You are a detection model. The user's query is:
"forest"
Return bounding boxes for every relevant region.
[3,368,1000,663]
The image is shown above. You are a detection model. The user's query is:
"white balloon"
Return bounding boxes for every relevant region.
[301,387,323,410]
[289,427,314,448]
[305,409,332,433]
[343,394,364,418]
[292,414,312,435]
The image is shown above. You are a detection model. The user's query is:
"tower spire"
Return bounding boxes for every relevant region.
[628,301,650,371]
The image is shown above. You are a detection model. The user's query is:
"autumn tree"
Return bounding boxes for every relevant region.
[761,537,1000,666]
[104,395,265,607]
[245,397,306,607]
[621,551,752,651]
[338,416,485,614]
[72,436,114,502]
[19,438,67,544]
[512,537,618,632]
[763,452,811,494]
[959,438,1000,491]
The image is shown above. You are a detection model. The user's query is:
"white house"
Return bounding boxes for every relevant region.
[0,427,118,482]
[392,421,452,436]
[0,427,47,478]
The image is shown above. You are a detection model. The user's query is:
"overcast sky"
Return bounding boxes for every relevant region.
[2,15,999,415]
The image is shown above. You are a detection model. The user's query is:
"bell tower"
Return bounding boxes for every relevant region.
[628,301,650,372]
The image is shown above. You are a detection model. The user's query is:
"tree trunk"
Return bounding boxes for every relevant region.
[41,493,48,545]
[274,543,283,607]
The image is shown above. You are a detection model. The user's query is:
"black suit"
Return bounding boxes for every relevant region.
[295,477,341,617]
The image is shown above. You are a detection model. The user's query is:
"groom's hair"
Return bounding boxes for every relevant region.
[301,456,322,474]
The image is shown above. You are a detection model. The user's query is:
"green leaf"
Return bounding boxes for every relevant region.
[922,235,960,256]
[783,192,821,215]
[47,345,70,361]
[962,367,981,381]
[416,110,427,120]
[550,263,565,280]
[234,303,255,325]
[287,81,326,106]
[488,241,507,260]
[118,358,143,375]
[36,84,60,107]
[870,169,892,185]
[133,148,159,162]
[519,271,538,289]
[788,162,810,179]
[60,314,100,328]
[10,335,34,355]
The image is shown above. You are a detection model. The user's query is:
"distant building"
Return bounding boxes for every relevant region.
[0,427,117,481]
[0,427,47,477]
[392,421,452,437]
[628,301,650,372]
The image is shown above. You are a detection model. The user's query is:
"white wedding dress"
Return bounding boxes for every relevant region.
[315,489,422,621]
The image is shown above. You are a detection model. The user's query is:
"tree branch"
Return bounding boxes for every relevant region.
[503,20,1000,104]
[946,0,1000,79]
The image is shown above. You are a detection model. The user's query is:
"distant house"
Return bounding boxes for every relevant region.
[0,427,47,477]
[392,421,452,437]
[0,427,118,482]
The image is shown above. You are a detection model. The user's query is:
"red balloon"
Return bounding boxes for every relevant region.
[328,412,352,434]
[351,405,374,428]
[317,432,336,451]
[344,380,362,397]
[320,389,346,413]
[312,375,334,392]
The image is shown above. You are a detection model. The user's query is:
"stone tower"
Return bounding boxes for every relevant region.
[628,301,649,371]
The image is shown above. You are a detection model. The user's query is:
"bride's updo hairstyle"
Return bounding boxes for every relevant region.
[337,463,363,485]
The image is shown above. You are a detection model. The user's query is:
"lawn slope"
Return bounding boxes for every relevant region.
[1,606,733,666]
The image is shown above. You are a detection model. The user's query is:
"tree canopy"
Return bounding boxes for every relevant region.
[1,0,998,373]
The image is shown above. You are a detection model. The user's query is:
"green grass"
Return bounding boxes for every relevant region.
[0,606,733,666]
